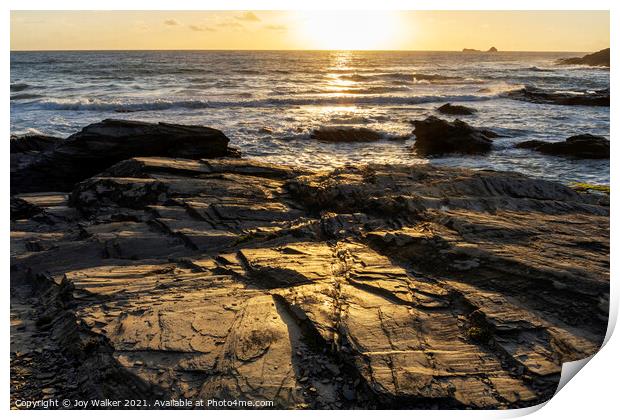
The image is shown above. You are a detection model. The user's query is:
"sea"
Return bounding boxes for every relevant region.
[10,50,610,184]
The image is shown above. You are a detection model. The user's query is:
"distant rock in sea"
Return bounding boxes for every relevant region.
[437,103,477,116]
[516,134,609,159]
[462,47,498,53]
[558,48,610,67]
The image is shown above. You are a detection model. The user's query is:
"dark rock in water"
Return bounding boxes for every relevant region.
[311,127,383,142]
[488,46,498,52]
[10,119,234,193]
[10,134,64,154]
[477,128,504,139]
[411,116,493,156]
[516,134,609,159]
[504,86,609,106]
[437,103,477,115]
[559,48,610,67]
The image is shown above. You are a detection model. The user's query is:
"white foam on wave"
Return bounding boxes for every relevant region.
[21,93,506,112]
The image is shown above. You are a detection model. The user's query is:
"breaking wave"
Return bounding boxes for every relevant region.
[10,83,32,92]
[20,93,502,112]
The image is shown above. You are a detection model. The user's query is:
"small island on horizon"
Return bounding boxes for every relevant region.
[463,46,498,52]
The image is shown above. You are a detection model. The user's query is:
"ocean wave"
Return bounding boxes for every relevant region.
[11,83,31,92]
[528,66,555,72]
[338,73,378,82]
[21,93,500,112]
[412,73,463,81]
[337,73,410,82]
[11,93,43,100]
[336,72,465,84]
[325,116,375,124]
[235,69,262,75]
[300,86,412,95]
[336,72,478,86]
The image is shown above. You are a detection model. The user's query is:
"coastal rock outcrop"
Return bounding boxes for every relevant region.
[11,123,609,409]
[504,86,610,106]
[310,127,384,142]
[10,134,64,154]
[516,134,609,159]
[437,103,477,115]
[10,119,236,193]
[559,48,610,67]
[411,116,494,156]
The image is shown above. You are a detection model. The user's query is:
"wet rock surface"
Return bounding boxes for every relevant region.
[10,134,65,154]
[412,116,494,156]
[11,119,237,194]
[504,86,610,106]
[310,127,385,142]
[11,125,609,409]
[516,134,609,159]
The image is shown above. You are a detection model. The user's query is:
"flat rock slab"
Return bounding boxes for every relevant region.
[11,156,609,409]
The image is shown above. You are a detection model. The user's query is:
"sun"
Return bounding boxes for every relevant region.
[296,11,400,50]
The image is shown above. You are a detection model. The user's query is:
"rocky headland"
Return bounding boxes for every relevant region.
[558,48,610,67]
[11,120,609,409]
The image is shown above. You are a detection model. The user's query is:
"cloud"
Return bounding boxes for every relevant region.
[164,19,180,26]
[135,20,149,31]
[264,24,287,31]
[234,11,260,22]
[15,19,45,24]
[188,24,216,32]
[216,21,244,29]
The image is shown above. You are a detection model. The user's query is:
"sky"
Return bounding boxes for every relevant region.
[10,10,610,52]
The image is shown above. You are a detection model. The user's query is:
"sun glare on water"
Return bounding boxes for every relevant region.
[296,11,401,50]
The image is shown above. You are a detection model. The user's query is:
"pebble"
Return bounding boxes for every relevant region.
[342,387,356,401]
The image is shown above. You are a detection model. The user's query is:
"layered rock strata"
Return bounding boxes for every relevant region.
[10,122,609,409]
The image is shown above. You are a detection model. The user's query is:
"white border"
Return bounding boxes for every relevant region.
[4,1,617,419]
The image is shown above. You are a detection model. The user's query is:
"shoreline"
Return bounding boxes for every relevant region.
[10,120,609,409]
[10,49,610,186]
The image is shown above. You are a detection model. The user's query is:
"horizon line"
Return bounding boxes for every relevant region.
[10,48,598,53]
